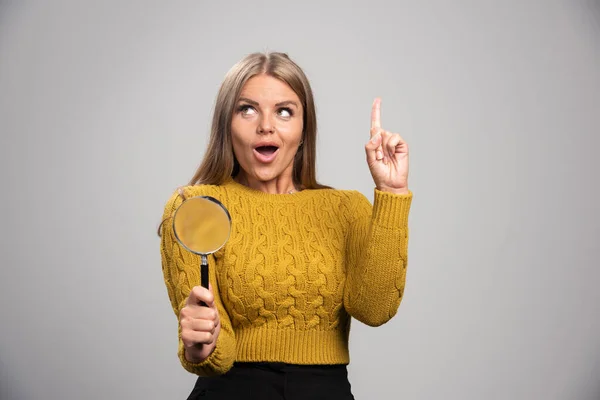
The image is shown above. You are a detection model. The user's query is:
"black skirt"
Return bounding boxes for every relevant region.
[187,362,355,400]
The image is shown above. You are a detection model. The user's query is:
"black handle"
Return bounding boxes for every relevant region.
[200,254,209,307]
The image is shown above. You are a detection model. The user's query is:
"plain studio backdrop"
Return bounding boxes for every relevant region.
[1,1,599,399]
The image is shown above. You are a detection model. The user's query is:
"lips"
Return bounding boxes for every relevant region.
[253,143,280,163]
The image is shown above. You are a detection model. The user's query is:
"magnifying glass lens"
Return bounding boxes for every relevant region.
[173,197,231,254]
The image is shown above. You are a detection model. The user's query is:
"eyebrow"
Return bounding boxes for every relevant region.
[238,97,299,108]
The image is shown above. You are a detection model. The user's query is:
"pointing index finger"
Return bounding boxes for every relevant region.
[371,98,382,133]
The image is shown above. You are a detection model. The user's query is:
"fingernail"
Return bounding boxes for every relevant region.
[376,150,383,159]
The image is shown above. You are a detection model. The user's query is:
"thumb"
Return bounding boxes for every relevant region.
[365,133,382,164]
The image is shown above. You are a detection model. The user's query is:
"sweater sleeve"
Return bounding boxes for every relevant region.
[343,188,413,327]
[160,189,236,376]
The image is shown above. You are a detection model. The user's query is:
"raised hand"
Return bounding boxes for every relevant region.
[365,98,409,194]
[180,283,221,363]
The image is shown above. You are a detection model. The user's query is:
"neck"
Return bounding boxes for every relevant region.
[236,172,298,194]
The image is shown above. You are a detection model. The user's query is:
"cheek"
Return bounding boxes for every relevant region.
[277,119,303,141]
[231,137,248,164]
[231,120,252,153]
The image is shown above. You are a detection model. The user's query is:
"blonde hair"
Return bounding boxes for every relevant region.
[189,51,329,189]
[158,52,329,237]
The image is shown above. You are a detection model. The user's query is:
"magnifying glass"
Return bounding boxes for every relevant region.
[172,196,231,306]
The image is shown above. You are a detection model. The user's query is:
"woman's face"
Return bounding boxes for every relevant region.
[231,74,304,184]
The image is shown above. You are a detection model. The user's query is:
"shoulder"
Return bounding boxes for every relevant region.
[162,184,224,216]
[315,188,372,221]
[330,189,371,207]
[159,184,226,238]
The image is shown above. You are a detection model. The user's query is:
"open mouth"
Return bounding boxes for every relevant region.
[255,145,279,156]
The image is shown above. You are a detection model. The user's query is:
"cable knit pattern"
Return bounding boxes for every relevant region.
[160,178,412,376]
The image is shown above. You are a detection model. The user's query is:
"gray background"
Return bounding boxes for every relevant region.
[1,1,599,399]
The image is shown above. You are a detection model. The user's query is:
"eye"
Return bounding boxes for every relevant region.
[238,104,256,116]
[278,107,293,118]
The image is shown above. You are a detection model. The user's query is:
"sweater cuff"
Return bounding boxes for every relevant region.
[178,331,229,377]
[372,189,413,229]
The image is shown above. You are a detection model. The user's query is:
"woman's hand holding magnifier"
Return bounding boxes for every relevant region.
[179,283,221,363]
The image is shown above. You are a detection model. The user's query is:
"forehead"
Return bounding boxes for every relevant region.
[239,74,300,104]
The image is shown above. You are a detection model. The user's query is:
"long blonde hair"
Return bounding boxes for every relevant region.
[188,51,329,190]
[158,52,329,237]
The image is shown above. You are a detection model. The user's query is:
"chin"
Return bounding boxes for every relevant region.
[239,165,271,181]
[253,171,279,182]
[243,161,293,183]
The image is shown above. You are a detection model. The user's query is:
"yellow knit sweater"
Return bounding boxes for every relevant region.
[160,178,412,376]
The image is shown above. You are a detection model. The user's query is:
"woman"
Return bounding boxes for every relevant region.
[159,51,412,399]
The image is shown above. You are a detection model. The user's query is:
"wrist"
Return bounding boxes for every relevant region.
[185,342,216,363]
[377,186,409,195]
[184,345,205,363]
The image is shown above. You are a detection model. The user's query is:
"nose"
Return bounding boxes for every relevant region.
[257,113,275,134]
